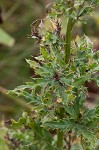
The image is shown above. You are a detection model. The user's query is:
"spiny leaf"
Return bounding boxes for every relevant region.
[26,59,40,69]
[76,125,96,144]
[78,7,93,18]
[45,120,75,130]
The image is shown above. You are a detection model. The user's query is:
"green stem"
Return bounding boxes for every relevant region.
[65,18,73,63]
[57,129,64,149]
[57,108,64,149]
[64,0,85,63]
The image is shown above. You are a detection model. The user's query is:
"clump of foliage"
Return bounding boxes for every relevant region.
[5,0,99,149]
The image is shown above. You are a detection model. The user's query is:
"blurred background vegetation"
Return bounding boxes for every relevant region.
[0,0,48,119]
[0,0,99,120]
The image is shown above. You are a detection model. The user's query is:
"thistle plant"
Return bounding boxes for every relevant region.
[7,0,99,149]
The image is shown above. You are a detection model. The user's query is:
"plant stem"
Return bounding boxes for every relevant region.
[68,131,72,150]
[64,0,85,63]
[65,18,73,63]
[57,108,64,149]
[57,129,64,149]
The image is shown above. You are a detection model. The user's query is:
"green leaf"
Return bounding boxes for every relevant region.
[26,59,40,69]
[77,126,96,144]
[81,106,99,126]
[13,84,35,91]
[73,76,90,87]
[30,122,53,149]
[40,47,50,60]
[65,105,77,119]
[11,117,27,128]
[45,120,75,130]
[73,92,85,115]
[78,7,93,18]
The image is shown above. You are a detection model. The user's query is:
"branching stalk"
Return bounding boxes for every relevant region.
[57,108,64,149]
[65,18,74,63]
[57,129,64,149]
[65,0,85,63]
